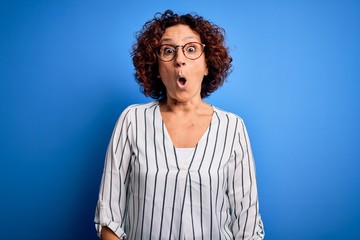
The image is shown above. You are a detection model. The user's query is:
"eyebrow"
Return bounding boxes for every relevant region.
[160,36,199,44]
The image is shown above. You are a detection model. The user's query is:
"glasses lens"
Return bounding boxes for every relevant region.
[183,42,204,60]
[158,45,176,61]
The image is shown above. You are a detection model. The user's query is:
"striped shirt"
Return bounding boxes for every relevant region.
[94,101,264,240]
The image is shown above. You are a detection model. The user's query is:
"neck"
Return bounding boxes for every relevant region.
[160,96,206,114]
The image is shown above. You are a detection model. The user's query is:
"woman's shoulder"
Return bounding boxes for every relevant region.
[113,101,159,129]
[120,101,159,114]
[212,105,244,123]
[212,105,250,136]
[115,101,159,122]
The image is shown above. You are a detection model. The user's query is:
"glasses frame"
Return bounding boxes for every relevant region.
[156,42,206,62]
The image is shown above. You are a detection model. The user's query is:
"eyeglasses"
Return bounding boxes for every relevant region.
[156,42,205,62]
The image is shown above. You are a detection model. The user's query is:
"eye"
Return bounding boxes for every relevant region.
[186,45,197,53]
[161,45,176,56]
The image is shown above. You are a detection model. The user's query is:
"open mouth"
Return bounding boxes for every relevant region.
[178,77,187,86]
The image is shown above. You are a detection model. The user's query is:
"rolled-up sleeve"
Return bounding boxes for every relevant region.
[227,119,264,240]
[94,108,133,239]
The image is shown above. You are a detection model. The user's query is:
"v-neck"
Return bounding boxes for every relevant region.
[156,101,216,149]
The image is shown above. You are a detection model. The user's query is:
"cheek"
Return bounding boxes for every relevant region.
[194,62,208,77]
[196,58,208,74]
[158,63,170,77]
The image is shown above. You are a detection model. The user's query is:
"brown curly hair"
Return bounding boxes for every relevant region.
[132,9,232,99]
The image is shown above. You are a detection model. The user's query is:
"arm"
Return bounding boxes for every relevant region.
[228,119,264,239]
[94,108,133,239]
[101,226,121,240]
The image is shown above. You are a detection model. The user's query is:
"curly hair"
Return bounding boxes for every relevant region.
[132,9,232,99]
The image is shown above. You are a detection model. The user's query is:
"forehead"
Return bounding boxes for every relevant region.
[160,24,201,43]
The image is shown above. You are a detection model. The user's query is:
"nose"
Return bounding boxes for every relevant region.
[174,47,186,67]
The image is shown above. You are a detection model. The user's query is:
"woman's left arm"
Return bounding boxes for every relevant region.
[227,119,264,240]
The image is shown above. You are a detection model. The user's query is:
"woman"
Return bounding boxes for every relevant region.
[95,10,264,240]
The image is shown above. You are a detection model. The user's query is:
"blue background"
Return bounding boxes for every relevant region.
[1,0,359,239]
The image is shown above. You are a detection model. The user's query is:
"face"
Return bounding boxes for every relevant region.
[158,24,208,103]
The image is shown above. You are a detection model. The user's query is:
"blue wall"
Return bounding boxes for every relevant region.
[1,0,359,239]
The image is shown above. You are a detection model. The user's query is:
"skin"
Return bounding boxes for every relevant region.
[158,24,213,148]
[101,226,120,240]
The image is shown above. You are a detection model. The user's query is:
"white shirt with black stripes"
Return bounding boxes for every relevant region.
[94,101,264,240]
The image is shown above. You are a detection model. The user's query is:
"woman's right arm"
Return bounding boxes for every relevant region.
[101,226,121,240]
[95,107,134,239]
